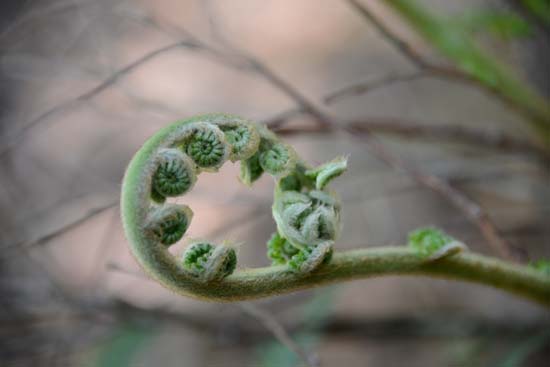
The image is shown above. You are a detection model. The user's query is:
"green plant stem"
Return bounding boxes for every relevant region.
[121,117,549,307]
[129,235,550,305]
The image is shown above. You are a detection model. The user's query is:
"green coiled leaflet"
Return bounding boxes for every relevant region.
[121,113,550,305]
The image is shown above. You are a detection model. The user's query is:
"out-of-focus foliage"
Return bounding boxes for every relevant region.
[445,331,550,367]
[497,331,550,367]
[522,0,550,24]
[408,227,454,257]
[385,0,550,143]
[256,289,335,367]
[452,11,532,40]
[445,338,491,367]
[529,259,550,276]
[94,325,156,367]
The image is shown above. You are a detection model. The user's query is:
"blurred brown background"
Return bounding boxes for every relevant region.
[1,0,549,366]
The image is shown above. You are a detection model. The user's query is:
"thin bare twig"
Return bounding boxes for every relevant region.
[125,11,550,162]
[135,15,251,71]
[263,108,303,130]
[107,262,318,366]
[346,0,429,68]
[4,183,266,256]
[346,126,524,261]
[88,207,121,289]
[345,119,547,160]
[2,201,118,252]
[240,303,320,367]
[106,262,147,278]
[0,0,84,41]
[0,13,257,159]
[199,4,332,128]
[274,118,550,164]
[5,6,544,164]
[324,71,427,104]
[0,41,196,158]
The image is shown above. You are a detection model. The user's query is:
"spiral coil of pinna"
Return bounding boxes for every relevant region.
[121,113,550,305]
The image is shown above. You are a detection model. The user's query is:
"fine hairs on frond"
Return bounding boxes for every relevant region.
[121,113,550,305]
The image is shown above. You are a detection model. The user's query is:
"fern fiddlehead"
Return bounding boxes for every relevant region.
[121,113,550,305]
[152,149,196,200]
[145,204,193,246]
[408,227,468,261]
[182,241,237,282]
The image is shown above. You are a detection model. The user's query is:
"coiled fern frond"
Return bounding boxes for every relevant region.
[121,113,550,305]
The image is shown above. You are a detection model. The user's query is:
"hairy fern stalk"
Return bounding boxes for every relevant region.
[121,113,550,306]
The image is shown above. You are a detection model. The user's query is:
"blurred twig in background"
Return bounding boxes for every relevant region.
[107,262,318,367]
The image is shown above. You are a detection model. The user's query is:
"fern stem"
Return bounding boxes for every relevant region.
[121,114,549,306]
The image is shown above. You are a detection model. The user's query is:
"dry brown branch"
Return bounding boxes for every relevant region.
[324,71,427,104]
[345,0,428,68]
[0,0,84,41]
[0,14,257,159]
[106,261,147,278]
[3,185,267,255]
[87,208,121,288]
[3,7,544,163]
[240,303,320,367]
[0,41,196,158]
[263,108,303,130]
[155,10,329,125]
[135,15,251,71]
[2,201,118,252]
[274,118,550,164]
[346,126,525,262]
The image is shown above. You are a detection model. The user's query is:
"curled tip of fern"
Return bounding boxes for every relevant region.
[529,259,550,276]
[408,227,467,261]
[239,151,264,186]
[258,140,297,177]
[267,232,299,265]
[184,123,229,170]
[305,156,348,190]
[278,172,303,192]
[120,114,550,305]
[152,149,197,198]
[219,122,261,161]
[273,190,341,249]
[150,185,167,204]
[182,242,237,282]
[145,204,193,246]
[288,241,333,273]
